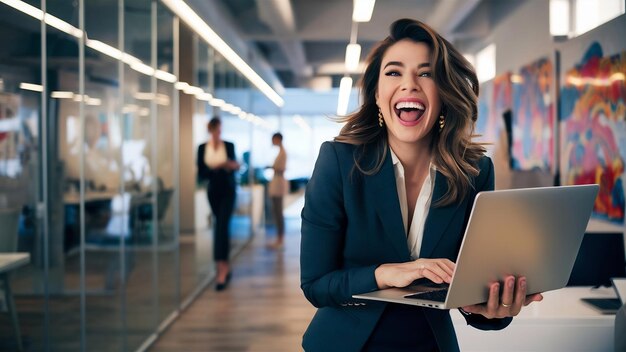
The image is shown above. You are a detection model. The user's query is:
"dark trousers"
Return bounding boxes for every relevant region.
[270,196,284,235]
[208,188,236,261]
[363,304,439,352]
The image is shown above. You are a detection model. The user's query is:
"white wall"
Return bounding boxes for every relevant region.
[491,0,553,75]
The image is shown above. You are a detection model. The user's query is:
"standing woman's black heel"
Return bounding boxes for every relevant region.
[215,271,231,291]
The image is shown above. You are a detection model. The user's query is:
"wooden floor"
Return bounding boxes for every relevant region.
[149,220,316,352]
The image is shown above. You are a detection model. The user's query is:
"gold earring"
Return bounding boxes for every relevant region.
[439,115,445,131]
[378,109,384,127]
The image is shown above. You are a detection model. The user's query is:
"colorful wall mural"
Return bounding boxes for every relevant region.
[511,58,554,171]
[476,73,512,156]
[560,42,626,224]
[476,80,494,147]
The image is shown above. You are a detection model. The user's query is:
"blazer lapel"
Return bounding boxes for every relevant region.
[365,150,411,261]
[419,171,467,258]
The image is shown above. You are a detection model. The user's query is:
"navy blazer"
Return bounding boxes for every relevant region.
[300,141,511,352]
[197,141,237,192]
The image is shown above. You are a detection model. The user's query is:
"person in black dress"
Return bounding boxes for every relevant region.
[197,117,240,291]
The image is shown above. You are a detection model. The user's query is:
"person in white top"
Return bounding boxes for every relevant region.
[267,132,288,249]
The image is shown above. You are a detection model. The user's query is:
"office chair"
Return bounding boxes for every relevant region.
[130,188,174,243]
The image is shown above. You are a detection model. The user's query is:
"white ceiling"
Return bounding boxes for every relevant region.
[204,0,492,89]
[0,0,526,92]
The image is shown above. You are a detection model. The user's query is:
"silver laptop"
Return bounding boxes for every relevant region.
[353,184,600,309]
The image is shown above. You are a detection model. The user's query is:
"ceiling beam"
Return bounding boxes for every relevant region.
[184,0,285,93]
[255,0,312,82]
[428,0,483,41]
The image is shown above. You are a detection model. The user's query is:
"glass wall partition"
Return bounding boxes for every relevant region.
[123,0,158,349]
[154,0,177,335]
[0,0,270,350]
[84,1,126,350]
[0,1,45,350]
[184,38,212,299]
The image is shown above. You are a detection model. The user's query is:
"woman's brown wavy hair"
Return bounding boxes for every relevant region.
[335,18,486,206]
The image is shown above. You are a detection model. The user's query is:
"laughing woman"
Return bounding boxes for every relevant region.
[300,19,542,352]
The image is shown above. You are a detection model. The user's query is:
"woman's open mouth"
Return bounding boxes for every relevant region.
[393,101,425,126]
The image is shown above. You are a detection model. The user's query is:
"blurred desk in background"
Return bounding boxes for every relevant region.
[452,286,616,351]
[1,252,30,351]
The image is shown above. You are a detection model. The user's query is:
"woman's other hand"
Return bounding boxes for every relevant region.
[374,258,455,289]
[461,276,544,319]
[218,160,240,171]
[226,160,240,171]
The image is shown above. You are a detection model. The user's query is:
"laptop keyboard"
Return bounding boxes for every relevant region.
[404,288,448,302]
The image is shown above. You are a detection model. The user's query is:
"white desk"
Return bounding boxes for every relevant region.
[1,252,30,351]
[452,287,617,351]
[0,253,29,275]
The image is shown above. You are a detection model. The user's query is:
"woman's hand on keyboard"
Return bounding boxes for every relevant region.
[374,258,455,290]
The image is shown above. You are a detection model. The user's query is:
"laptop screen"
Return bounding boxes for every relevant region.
[567,232,626,287]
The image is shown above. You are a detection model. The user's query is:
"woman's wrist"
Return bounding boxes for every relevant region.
[374,265,383,289]
[374,265,389,290]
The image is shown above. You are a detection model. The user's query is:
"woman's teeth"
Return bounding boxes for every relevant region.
[394,102,425,122]
[395,101,425,110]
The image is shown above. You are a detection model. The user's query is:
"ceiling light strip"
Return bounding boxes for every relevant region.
[44,13,83,38]
[86,40,123,60]
[161,0,284,107]
[0,0,42,20]
[2,0,271,126]
[345,44,361,73]
[1,0,82,37]
[337,76,353,116]
[352,0,376,22]
[19,82,44,92]
[349,21,359,44]
[1,0,178,85]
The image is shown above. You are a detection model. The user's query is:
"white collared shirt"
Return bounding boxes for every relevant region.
[389,148,437,259]
[204,140,227,168]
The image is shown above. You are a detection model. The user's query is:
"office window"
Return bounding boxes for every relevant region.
[476,44,496,83]
[550,0,570,36]
[574,0,624,35]
[463,53,476,70]
[550,0,625,38]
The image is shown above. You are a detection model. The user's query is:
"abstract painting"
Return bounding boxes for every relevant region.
[476,72,512,156]
[511,57,554,171]
[560,42,626,224]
